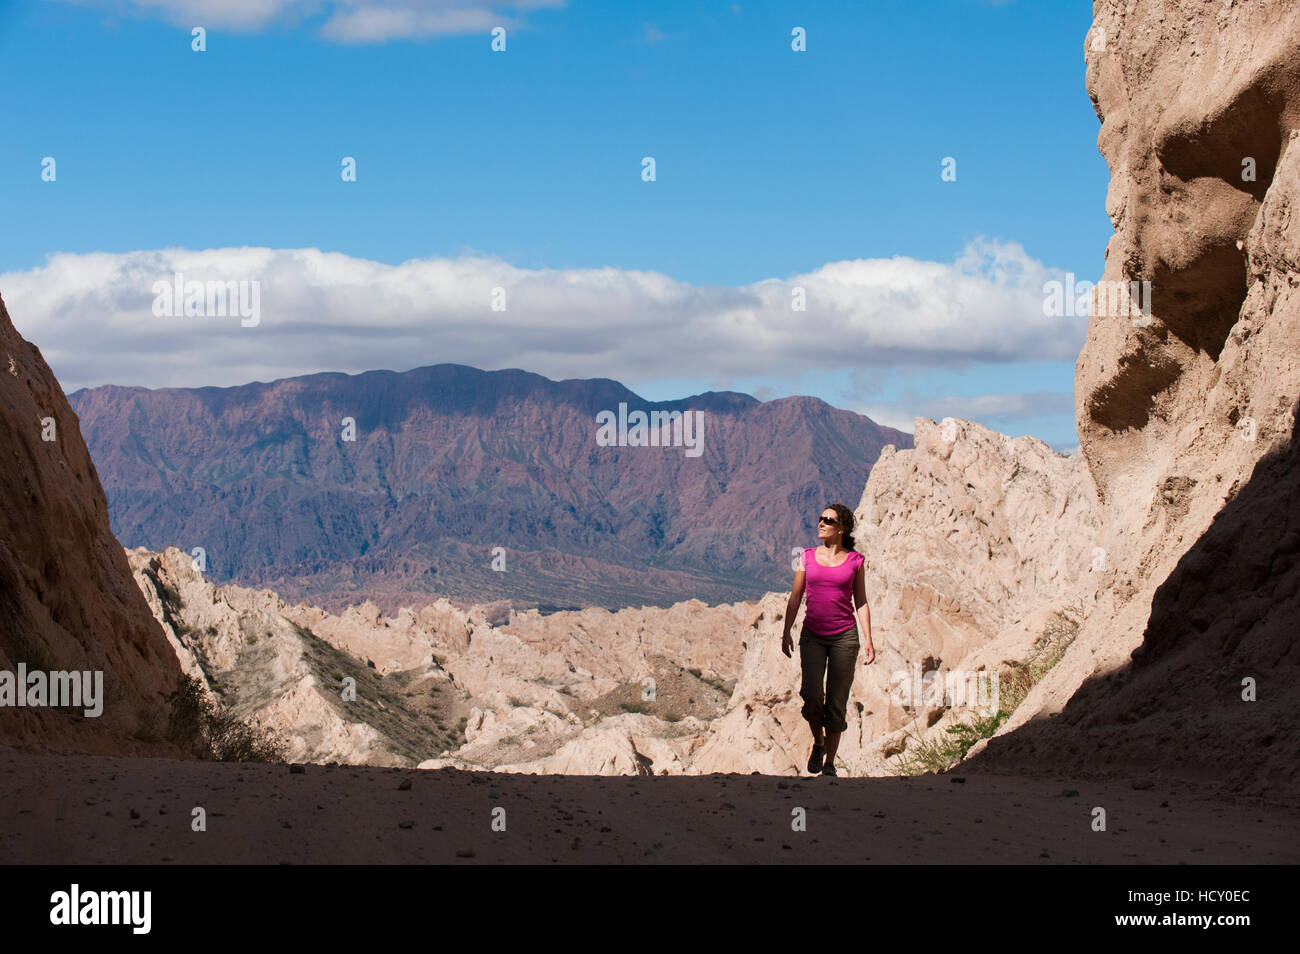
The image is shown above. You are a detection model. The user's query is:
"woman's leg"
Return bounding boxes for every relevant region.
[821,627,860,768]
[798,633,830,748]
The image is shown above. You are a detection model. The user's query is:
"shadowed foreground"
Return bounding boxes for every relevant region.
[3,748,1296,864]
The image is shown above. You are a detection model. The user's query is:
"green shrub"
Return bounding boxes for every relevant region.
[890,603,1082,776]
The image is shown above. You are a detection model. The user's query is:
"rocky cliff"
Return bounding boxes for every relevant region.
[0,293,198,756]
[967,0,1300,801]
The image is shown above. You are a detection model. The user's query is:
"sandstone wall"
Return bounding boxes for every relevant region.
[967,0,1300,802]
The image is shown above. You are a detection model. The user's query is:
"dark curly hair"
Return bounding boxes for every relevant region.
[824,502,857,551]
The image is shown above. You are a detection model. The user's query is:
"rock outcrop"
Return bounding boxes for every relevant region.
[968,0,1300,801]
[129,545,744,771]
[0,293,198,756]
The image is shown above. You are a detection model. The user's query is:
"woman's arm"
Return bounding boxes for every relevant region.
[853,561,875,665]
[781,560,805,658]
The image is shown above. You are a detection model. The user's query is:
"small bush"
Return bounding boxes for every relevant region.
[166,675,287,763]
[154,577,183,617]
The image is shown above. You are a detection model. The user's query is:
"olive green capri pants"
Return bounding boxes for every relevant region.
[799,623,860,733]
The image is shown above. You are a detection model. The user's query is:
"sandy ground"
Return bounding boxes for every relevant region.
[3,746,1296,864]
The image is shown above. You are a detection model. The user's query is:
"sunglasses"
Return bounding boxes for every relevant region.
[818,514,840,526]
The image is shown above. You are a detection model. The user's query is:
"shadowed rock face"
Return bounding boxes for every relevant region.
[976,410,1300,801]
[0,294,198,756]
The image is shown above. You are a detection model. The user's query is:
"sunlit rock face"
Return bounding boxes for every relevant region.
[1077,0,1300,506]
[967,1,1300,801]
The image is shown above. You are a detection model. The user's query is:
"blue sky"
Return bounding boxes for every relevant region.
[0,0,1107,451]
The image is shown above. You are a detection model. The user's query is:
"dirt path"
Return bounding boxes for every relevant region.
[2,747,1295,864]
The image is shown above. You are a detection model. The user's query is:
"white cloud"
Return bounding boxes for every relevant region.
[916,390,1075,419]
[854,406,919,435]
[55,0,566,40]
[0,239,1087,394]
[851,390,1076,437]
[320,5,500,41]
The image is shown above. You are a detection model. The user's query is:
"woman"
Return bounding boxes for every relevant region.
[781,503,875,776]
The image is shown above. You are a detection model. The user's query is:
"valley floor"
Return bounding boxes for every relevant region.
[3,747,1295,864]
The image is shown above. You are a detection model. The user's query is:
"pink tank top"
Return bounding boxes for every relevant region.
[802,547,864,636]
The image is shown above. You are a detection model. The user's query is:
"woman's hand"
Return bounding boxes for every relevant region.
[781,630,793,658]
[862,639,876,665]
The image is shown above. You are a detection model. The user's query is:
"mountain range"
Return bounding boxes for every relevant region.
[68,366,910,613]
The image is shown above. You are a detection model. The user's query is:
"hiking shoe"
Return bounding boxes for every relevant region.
[821,761,838,777]
[807,743,824,774]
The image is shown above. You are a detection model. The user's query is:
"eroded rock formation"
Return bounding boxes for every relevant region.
[129,545,744,771]
[968,0,1300,801]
